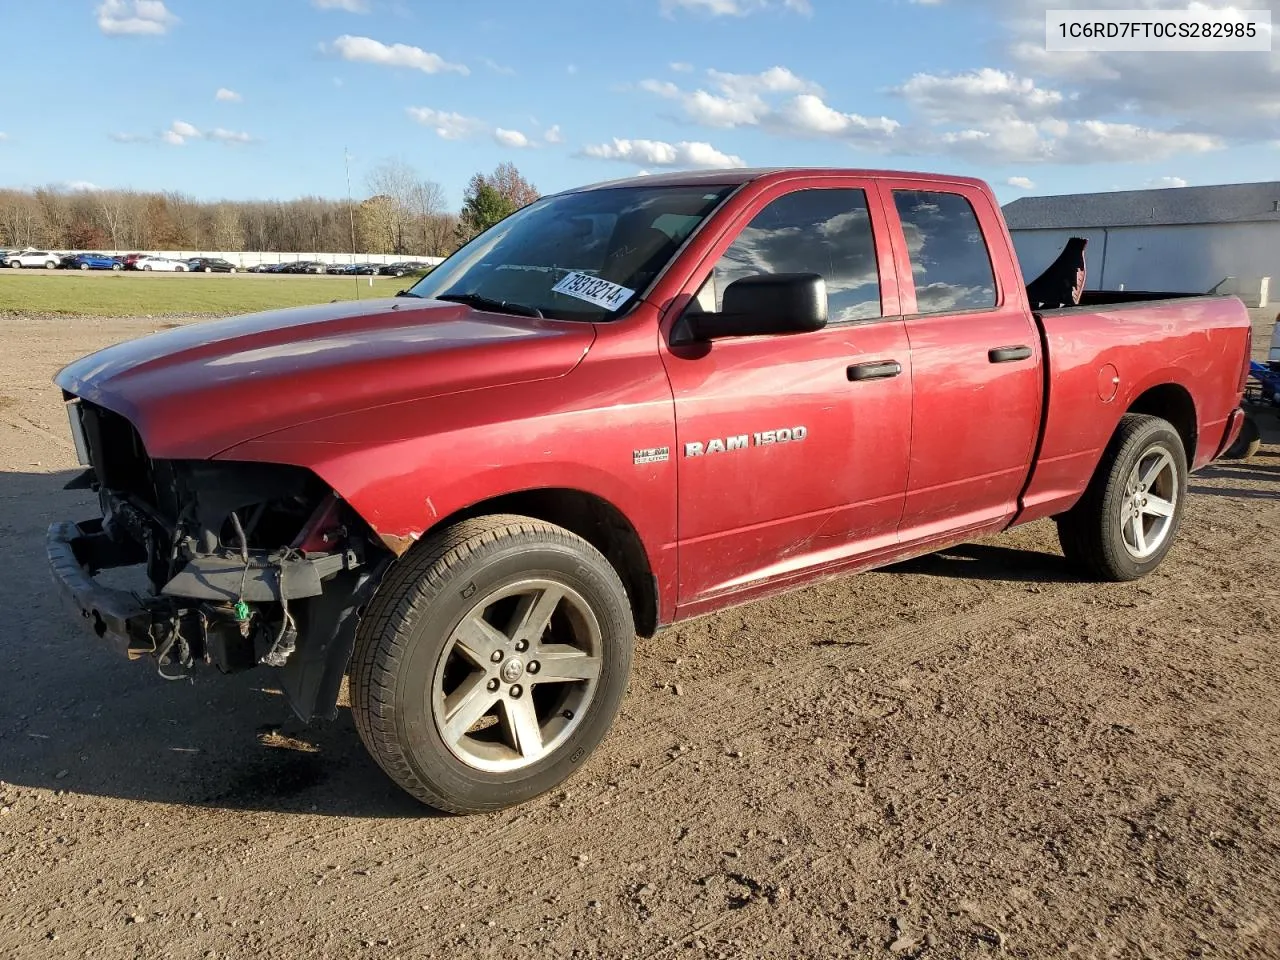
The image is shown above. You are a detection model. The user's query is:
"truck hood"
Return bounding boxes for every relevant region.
[54,297,596,459]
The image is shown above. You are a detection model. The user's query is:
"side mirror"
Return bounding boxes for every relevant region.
[671,273,828,346]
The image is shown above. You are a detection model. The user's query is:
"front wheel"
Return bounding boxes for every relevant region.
[1056,413,1187,581]
[112,263,122,271]
[80,263,89,271]
[142,265,152,271]
[350,515,635,814]
[45,260,56,269]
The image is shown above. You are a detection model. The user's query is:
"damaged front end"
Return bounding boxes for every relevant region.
[46,396,394,721]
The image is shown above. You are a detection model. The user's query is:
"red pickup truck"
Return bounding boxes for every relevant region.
[48,168,1251,813]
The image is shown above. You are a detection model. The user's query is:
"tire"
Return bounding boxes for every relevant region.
[143,265,152,271]
[80,263,89,271]
[112,263,122,271]
[1223,415,1261,461]
[350,515,635,814]
[229,268,236,274]
[8,262,18,268]
[204,267,212,273]
[45,260,56,269]
[176,265,186,272]
[1056,413,1187,582]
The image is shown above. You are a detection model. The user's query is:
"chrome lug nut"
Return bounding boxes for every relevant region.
[527,661,540,674]
[509,684,523,699]
[514,639,529,653]
[486,678,499,692]
[490,650,504,663]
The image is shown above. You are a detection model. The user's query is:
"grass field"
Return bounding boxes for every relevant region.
[0,271,417,316]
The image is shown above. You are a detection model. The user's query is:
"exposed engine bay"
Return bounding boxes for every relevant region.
[51,395,393,721]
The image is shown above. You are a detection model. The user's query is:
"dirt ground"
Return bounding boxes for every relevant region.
[1,310,1278,960]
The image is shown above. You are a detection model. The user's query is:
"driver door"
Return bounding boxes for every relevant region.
[659,180,913,610]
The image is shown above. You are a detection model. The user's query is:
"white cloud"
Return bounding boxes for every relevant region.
[96,0,177,36]
[640,65,824,129]
[171,120,200,139]
[62,181,102,192]
[670,61,694,73]
[208,128,253,144]
[660,0,810,15]
[1007,176,1036,190]
[544,124,563,144]
[161,130,186,146]
[772,94,901,144]
[481,57,516,76]
[494,128,531,148]
[407,107,487,140]
[893,68,1066,123]
[109,132,150,143]
[328,35,468,75]
[215,87,243,103]
[313,0,370,10]
[0,132,8,142]
[1147,176,1189,189]
[581,137,745,168]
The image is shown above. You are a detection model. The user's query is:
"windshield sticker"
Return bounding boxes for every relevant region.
[551,271,635,311]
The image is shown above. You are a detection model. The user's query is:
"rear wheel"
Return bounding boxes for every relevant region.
[350,515,635,814]
[80,263,89,271]
[143,265,152,271]
[112,263,122,271]
[204,266,212,273]
[45,260,56,269]
[1223,414,1261,461]
[1056,414,1187,581]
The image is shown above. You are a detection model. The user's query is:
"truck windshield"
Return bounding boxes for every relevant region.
[405,184,735,321]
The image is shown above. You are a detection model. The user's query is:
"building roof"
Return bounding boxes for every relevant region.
[1002,180,1280,230]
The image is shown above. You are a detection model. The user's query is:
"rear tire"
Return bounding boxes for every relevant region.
[45,260,56,269]
[143,265,152,271]
[80,263,89,271]
[1223,415,1261,461]
[350,515,635,814]
[1056,413,1187,582]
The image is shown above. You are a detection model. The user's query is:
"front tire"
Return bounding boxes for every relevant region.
[350,515,635,814]
[143,265,152,271]
[1056,413,1187,581]
[45,260,56,269]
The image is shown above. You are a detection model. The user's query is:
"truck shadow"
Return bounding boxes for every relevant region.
[0,466,435,819]
[887,542,1081,584]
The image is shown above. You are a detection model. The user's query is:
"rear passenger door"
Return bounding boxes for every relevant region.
[661,180,912,608]
[882,182,1042,541]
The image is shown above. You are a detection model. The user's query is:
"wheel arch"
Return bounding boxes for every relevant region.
[1125,382,1197,463]
[421,487,660,638]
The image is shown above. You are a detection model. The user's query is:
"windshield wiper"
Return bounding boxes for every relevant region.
[435,292,544,319]
[395,289,422,298]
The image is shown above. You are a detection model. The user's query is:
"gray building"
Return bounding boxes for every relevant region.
[1003,181,1280,307]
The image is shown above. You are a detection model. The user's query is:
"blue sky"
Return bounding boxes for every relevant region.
[0,0,1275,209]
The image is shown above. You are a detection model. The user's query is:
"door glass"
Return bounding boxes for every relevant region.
[892,190,997,314]
[704,188,882,323]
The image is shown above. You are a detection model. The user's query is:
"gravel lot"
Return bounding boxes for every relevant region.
[1,310,1278,959]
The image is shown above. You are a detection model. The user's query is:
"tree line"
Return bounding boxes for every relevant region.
[0,160,540,256]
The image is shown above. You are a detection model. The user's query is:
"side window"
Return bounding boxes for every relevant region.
[892,190,997,314]
[705,188,882,323]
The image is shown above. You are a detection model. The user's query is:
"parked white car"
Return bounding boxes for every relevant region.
[134,256,188,272]
[6,249,61,269]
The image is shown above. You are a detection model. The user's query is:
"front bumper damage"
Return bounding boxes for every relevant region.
[47,512,390,722]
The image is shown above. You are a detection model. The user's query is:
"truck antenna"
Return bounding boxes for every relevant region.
[345,147,358,300]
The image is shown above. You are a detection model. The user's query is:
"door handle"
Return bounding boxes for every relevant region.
[988,345,1032,363]
[847,360,902,382]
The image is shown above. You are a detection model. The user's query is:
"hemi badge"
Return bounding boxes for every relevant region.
[633,446,670,465]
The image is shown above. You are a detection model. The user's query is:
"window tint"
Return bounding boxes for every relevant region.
[709,188,881,323]
[893,190,996,314]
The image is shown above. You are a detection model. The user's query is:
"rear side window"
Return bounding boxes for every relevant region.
[709,188,882,323]
[893,190,996,314]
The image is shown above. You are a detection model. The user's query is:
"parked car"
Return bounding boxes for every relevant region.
[325,263,350,275]
[6,249,61,269]
[187,257,238,274]
[119,253,148,270]
[45,167,1253,815]
[354,263,383,275]
[65,253,124,271]
[134,256,188,272]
